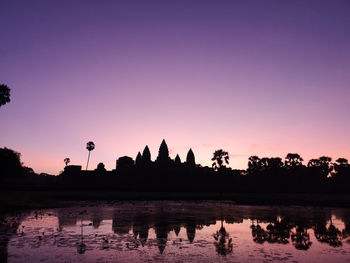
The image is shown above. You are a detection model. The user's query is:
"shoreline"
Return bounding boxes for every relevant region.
[1,191,350,212]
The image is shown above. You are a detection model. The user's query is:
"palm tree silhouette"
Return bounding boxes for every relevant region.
[64,158,70,166]
[85,141,95,170]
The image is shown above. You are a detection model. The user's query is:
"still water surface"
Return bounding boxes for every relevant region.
[1,201,350,262]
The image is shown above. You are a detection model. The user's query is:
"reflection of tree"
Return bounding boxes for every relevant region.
[291,225,312,250]
[0,215,23,263]
[213,221,232,256]
[251,218,292,245]
[0,213,31,263]
[77,218,86,254]
[265,218,291,244]
[251,223,267,244]
[342,219,350,239]
[314,219,342,247]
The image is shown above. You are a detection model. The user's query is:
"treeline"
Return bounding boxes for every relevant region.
[1,147,349,194]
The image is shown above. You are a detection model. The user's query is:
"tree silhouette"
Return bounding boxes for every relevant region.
[0,84,10,108]
[85,141,95,170]
[212,149,229,171]
[333,158,348,177]
[266,157,283,169]
[285,153,304,168]
[308,159,320,167]
[319,156,333,177]
[64,158,70,166]
[248,156,261,174]
[0,147,23,178]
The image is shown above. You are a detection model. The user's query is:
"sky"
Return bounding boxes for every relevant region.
[1,0,350,175]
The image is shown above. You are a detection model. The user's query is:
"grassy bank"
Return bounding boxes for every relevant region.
[1,191,350,212]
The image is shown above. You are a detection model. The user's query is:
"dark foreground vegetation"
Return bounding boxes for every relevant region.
[1,139,350,210]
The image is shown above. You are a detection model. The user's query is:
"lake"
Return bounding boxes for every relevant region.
[1,201,350,262]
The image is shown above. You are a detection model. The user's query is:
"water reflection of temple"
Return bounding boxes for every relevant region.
[30,203,350,255]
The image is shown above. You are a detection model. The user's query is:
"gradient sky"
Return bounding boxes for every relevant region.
[1,0,350,175]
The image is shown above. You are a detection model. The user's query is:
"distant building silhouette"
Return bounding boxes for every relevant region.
[142,146,151,166]
[175,154,181,166]
[135,152,142,167]
[116,156,134,171]
[156,139,171,166]
[63,165,82,176]
[186,148,195,167]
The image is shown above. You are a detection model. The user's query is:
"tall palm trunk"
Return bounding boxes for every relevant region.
[86,151,91,170]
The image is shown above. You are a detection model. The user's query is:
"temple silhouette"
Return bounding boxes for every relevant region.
[63,139,199,177]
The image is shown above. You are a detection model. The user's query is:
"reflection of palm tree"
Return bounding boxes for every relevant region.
[85,141,95,170]
[291,225,312,250]
[213,220,232,256]
[77,218,86,254]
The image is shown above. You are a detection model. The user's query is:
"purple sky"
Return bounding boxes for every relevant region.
[1,0,350,174]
